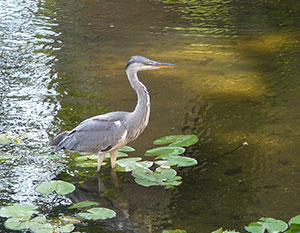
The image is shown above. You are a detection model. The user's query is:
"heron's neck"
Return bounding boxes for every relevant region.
[126,69,150,137]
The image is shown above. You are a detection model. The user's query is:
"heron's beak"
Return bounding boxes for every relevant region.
[152,61,176,68]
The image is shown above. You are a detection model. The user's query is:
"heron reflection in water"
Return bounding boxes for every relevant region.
[50,56,175,172]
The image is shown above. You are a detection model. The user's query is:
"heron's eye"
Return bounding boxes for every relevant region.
[144,62,153,66]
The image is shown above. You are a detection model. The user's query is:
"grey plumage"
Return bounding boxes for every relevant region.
[50,56,175,172]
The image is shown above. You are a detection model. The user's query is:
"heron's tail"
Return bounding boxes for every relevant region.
[49,131,69,151]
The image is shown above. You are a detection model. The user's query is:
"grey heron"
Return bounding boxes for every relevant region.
[50,56,175,172]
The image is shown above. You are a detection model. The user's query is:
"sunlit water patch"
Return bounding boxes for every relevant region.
[154,0,300,231]
[0,0,67,206]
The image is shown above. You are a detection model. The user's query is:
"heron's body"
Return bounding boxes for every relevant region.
[50,56,175,172]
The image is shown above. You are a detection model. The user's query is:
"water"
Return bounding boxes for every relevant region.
[0,0,68,207]
[1,0,300,232]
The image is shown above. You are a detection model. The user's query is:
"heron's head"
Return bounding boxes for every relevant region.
[125,56,175,72]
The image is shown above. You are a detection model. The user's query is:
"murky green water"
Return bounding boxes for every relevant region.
[1,0,300,232]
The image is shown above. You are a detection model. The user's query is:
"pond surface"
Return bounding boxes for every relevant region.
[1,0,300,232]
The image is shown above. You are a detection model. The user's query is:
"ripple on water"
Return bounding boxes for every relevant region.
[0,0,65,206]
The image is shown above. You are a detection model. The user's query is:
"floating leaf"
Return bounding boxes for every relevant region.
[4,217,30,230]
[259,217,287,233]
[145,146,185,158]
[245,222,265,233]
[75,162,99,168]
[245,218,288,233]
[211,228,223,233]
[155,155,198,167]
[49,216,79,232]
[69,201,99,210]
[5,214,76,233]
[289,214,300,225]
[4,215,53,233]
[0,204,38,218]
[154,135,198,147]
[75,155,98,162]
[35,180,75,195]
[106,151,128,159]
[119,146,135,152]
[0,154,21,162]
[75,152,127,163]
[56,224,75,233]
[78,207,116,220]
[0,134,12,145]
[116,157,153,172]
[286,223,300,233]
[132,167,182,187]
[27,216,53,233]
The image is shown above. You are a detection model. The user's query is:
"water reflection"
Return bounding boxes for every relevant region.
[67,169,172,233]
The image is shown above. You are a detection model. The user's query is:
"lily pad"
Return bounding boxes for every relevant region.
[0,154,21,162]
[49,216,79,232]
[0,204,38,218]
[4,217,30,230]
[26,216,53,233]
[289,214,300,225]
[75,152,127,163]
[116,157,153,172]
[69,201,100,210]
[154,135,198,147]
[106,151,128,158]
[245,217,288,233]
[5,215,53,233]
[78,207,116,220]
[35,180,75,195]
[132,167,182,187]
[75,162,100,168]
[145,146,185,158]
[75,155,98,162]
[119,146,135,152]
[155,155,198,167]
[211,228,224,233]
[56,224,75,233]
[245,222,265,233]
[285,225,300,233]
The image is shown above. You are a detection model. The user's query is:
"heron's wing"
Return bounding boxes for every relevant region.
[55,114,128,153]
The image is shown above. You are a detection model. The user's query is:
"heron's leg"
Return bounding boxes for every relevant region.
[110,149,118,169]
[97,152,106,173]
